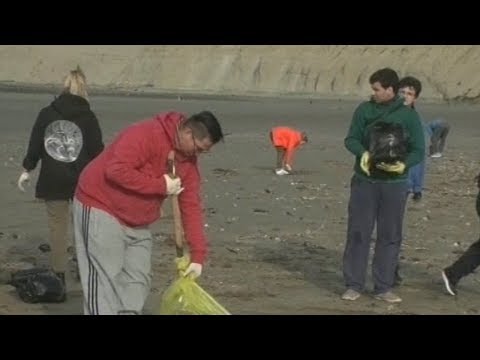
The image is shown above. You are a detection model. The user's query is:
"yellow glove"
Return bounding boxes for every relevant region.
[360,151,371,176]
[376,161,406,174]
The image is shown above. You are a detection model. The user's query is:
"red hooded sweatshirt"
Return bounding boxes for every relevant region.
[75,112,207,264]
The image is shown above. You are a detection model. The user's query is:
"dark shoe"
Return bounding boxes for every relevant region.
[38,243,51,253]
[441,270,457,296]
[55,272,67,302]
[412,192,422,201]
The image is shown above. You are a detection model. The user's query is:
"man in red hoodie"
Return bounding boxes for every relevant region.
[73,110,224,315]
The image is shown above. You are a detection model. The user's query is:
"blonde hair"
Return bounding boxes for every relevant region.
[63,65,88,99]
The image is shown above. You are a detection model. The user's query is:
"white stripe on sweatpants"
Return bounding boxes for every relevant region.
[72,198,153,315]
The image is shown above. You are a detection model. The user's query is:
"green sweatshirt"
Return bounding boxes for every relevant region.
[344,96,425,183]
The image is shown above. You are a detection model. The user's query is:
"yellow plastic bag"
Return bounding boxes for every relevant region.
[156,256,230,315]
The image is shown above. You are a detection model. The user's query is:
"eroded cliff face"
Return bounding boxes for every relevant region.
[0,45,478,102]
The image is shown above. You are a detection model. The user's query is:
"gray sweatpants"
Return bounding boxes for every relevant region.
[72,198,153,315]
[343,175,408,294]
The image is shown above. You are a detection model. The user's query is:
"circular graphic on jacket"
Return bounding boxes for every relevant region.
[44,120,83,163]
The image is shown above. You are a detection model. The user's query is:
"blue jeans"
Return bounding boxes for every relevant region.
[407,160,426,193]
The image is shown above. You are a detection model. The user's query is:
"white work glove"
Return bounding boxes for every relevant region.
[17,171,30,192]
[163,174,184,195]
[184,262,202,279]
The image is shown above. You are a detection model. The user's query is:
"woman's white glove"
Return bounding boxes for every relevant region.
[17,171,30,192]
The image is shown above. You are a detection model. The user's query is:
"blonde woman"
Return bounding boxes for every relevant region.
[17,66,104,301]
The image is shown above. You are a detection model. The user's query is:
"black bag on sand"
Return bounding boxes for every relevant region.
[368,121,408,174]
[11,268,66,303]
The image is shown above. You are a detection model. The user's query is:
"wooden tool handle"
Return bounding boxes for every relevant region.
[167,151,184,258]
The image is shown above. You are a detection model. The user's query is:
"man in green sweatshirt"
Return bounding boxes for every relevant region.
[341,68,425,303]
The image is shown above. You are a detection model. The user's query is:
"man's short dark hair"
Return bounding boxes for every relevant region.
[369,68,400,94]
[185,111,224,144]
[399,76,422,98]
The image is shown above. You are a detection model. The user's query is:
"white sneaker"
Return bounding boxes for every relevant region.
[341,289,361,301]
[374,291,402,303]
[441,270,457,296]
[430,153,442,158]
[275,168,289,176]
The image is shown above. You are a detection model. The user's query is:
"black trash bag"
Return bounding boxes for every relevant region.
[11,267,50,286]
[368,121,408,174]
[11,268,66,303]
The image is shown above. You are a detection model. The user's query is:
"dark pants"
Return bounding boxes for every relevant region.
[444,191,480,283]
[343,175,408,294]
[430,124,450,154]
[444,238,480,284]
[269,131,285,168]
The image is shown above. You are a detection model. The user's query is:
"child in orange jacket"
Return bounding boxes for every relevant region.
[269,126,308,175]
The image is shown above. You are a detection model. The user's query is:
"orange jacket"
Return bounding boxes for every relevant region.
[271,127,303,166]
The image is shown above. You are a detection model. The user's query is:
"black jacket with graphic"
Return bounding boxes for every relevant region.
[22,93,104,200]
